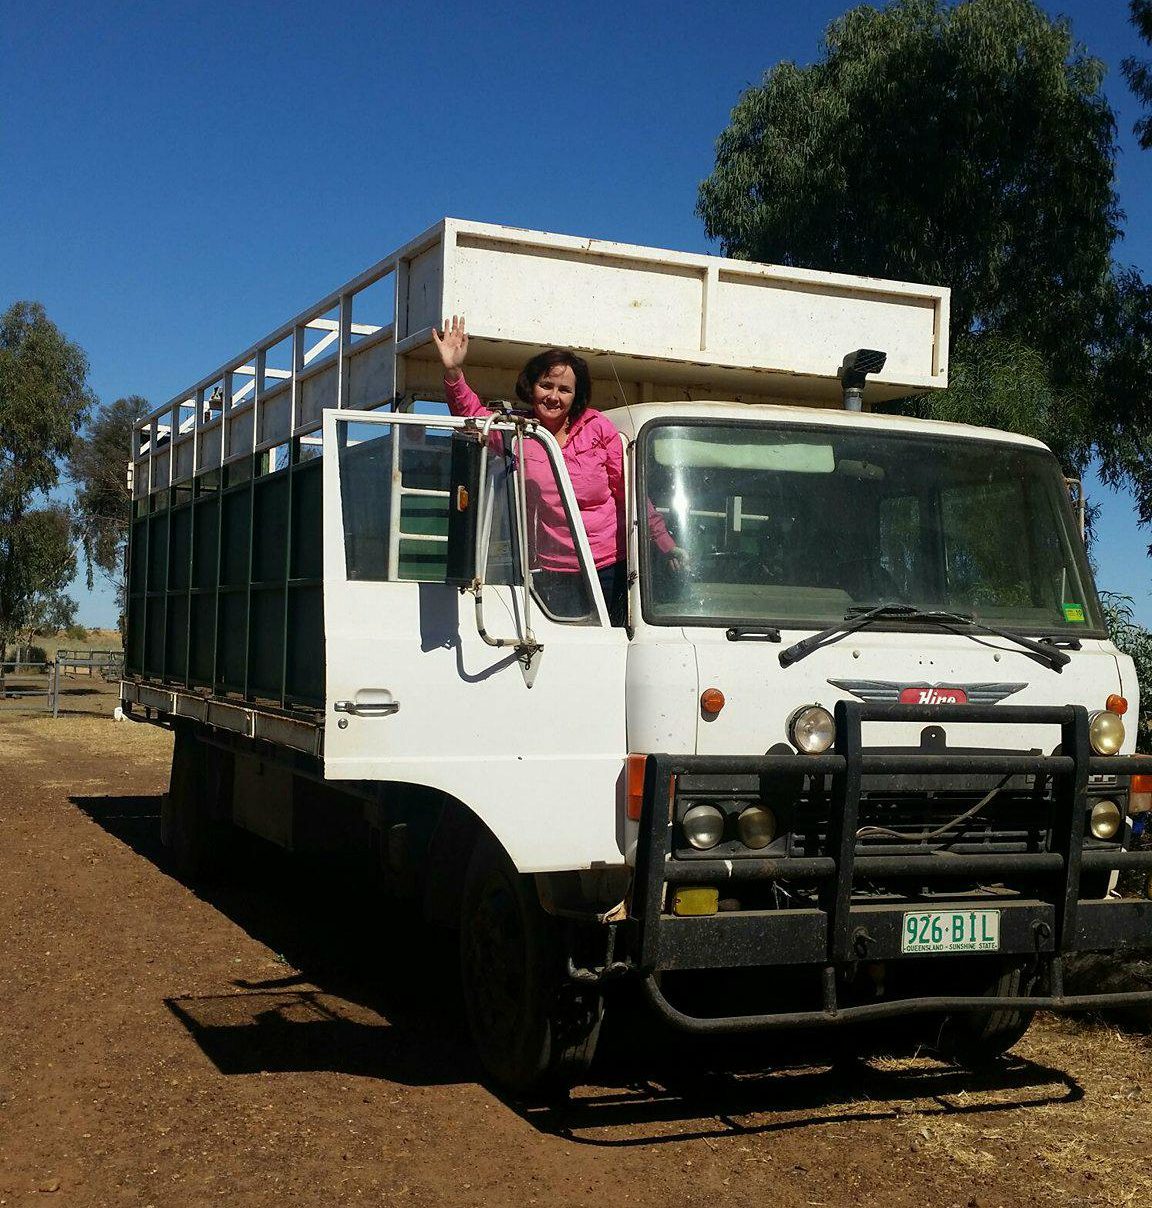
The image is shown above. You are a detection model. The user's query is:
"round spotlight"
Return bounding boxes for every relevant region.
[789,705,835,754]
[1090,799,1123,840]
[737,805,777,849]
[682,803,725,850]
[1089,711,1125,756]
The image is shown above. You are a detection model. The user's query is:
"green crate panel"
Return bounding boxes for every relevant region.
[146,514,169,593]
[192,496,219,590]
[168,504,192,591]
[286,584,324,705]
[248,586,286,699]
[252,472,289,583]
[189,593,216,685]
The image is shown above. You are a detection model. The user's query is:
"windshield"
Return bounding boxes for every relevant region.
[640,420,1103,633]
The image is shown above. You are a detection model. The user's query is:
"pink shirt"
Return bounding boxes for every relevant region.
[445,375,675,572]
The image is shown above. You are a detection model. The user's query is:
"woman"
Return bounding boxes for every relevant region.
[432,315,682,624]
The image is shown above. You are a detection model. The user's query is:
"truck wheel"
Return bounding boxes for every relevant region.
[459,834,602,1100]
[162,728,236,881]
[936,960,1035,1070]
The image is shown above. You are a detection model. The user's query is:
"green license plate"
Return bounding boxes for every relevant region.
[901,909,1001,954]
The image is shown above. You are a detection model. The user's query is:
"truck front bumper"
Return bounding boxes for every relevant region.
[630,700,1152,1032]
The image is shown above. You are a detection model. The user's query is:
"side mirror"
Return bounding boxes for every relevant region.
[445,430,484,586]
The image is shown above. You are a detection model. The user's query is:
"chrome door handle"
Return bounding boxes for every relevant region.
[333,699,400,716]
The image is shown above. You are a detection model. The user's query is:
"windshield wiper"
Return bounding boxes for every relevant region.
[778,603,1071,671]
[779,604,932,667]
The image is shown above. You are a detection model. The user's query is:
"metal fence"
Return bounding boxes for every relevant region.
[0,661,57,713]
[52,652,125,718]
[0,655,125,717]
[55,649,124,679]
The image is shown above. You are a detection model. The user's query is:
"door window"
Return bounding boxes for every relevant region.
[337,415,599,623]
[339,420,454,582]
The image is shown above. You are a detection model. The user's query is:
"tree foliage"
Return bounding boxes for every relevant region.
[699,0,1118,375]
[1101,592,1152,753]
[1124,0,1152,149]
[0,302,93,514]
[70,395,149,580]
[697,0,1137,470]
[892,332,1093,469]
[1092,269,1152,527]
[2,505,77,655]
[0,302,92,652]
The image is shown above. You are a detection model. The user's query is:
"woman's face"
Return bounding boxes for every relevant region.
[529,364,577,430]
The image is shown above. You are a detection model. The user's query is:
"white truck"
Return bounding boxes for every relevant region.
[123,218,1152,1096]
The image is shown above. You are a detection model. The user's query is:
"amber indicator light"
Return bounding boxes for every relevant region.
[700,688,726,714]
[1131,774,1152,815]
[626,753,647,820]
[1106,694,1128,716]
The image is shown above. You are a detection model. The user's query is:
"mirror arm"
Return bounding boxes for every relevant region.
[467,418,543,677]
[512,428,538,647]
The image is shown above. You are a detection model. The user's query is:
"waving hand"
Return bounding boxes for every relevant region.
[432,314,468,381]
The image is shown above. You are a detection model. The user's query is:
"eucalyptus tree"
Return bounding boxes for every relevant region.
[7,505,77,656]
[0,302,92,657]
[70,394,151,638]
[697,0,1128,463]
[1125,0,1152,148]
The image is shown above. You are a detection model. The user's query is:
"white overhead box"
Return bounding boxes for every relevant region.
[416,219,949,407]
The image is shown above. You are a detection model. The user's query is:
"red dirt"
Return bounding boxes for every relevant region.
[1,712,1151,1207]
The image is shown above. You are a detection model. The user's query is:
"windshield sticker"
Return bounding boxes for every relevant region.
[1062,603,1086,623]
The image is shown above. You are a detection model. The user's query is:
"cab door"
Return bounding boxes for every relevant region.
[321,408,628,872]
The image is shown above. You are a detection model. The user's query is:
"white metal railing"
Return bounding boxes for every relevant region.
[131,220,449,503]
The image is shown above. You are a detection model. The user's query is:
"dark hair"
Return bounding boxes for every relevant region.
[515,349,592,424]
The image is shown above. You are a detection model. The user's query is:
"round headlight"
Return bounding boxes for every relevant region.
[737,805,777,849]
[682,803,725,850]
[1089,710,1125,756]
[1090,799,1123,840]
[789,705,835,754]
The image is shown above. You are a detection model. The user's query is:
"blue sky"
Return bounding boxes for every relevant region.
[3,0,1151,626]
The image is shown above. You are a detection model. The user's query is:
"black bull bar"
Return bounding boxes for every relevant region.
[631,700,1152,1033]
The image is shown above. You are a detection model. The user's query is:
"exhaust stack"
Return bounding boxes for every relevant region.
[840,348,887,411]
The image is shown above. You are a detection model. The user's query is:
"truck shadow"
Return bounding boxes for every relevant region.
[164,980,473,1086]
[75,790,1085,1140]
[71,791,475,1087]
[525,1045,1082,1146]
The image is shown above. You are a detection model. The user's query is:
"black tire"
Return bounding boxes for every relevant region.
[936,960,1035,1069]
[459,833,602,1099]
[162,728,237,881]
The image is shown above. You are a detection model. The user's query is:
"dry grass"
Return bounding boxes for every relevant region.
[0,711,173,768]
[26,627,123,659]
[880,1018,1152,1207]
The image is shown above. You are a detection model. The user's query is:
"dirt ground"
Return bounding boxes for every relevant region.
[3,702,1152,1208]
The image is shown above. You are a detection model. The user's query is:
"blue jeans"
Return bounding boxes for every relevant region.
[535,560,627,626]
